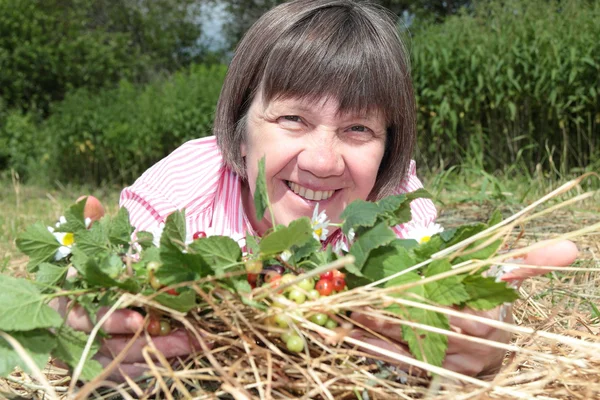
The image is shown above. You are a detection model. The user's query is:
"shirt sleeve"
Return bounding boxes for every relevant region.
[390,160,438,238]
[119,136,223,233]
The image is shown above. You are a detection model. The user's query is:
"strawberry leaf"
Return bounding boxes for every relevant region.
[340,200,381,235]
[153,290,198,313]
[54,325,103,381]
[254,156,269,221]
[0,275,63,331]
[160,210,187,251]
[349,222,397,272]
[463,275,519,310]
[189,235,242,274]
[35,263,67,288]
[53,198,87,233]
[0,329,56,377]
[259,217,312,256]
[108,207,133,246]
[423,260,469,305]
[74,222,110,256]
[15,222,61,272]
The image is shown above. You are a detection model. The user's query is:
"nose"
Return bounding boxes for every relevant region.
[296,134,345,178]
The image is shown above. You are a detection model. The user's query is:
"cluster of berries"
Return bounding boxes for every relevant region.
[247,263,347,353]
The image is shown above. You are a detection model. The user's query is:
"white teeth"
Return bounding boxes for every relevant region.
[287,181,334,201]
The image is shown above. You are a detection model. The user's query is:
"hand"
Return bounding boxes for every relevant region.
[53,299,204,381]
[53,195,208,382]
[349,240,578,377]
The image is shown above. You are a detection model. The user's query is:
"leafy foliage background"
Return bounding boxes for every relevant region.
[0,0,598,185]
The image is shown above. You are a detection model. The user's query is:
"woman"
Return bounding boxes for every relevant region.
[66,0,577,380]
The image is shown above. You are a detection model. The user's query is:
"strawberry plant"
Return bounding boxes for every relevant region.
[0,158,518,381]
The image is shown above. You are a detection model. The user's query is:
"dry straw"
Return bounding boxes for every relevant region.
[2,174,599,399]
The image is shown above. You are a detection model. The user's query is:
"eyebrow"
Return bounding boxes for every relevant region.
[268,99,379,122]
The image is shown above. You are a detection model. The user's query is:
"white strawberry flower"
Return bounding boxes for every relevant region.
[47,225,74,261]
[405,221,444,244]
[47,214,94,261]
[311,204,330,241]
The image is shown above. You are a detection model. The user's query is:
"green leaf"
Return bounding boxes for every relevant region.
[189,236,242,274]
[340,200,381,235]
[157,247,212,285]
[245,232,259,255]
[160,210,187,251]
[423,260,469,305]
[463,275,519,310]
[0,329,56,377]
[136,231,155,250]
[108,207,133,246]
[74,222,109,256]
[153,290,197,313]
[401,307,449,367]
[288,238,321,266]
[16,222,60,272]
[254,156,269,221]
[99,253,125,279]
[452,239,503,265]
[487,209,503,227]
[350,222,399,272]
[54,199,87,233]
[376,194,408,214]
[385,273,449,367]
[412,235,445,261]
[362,242,417,283]
[444,223,487,247]
[259,217,312,256]
[36,263,67,287]
[0,275,62,331]
[54,325,103,381]
[440,228,457,242]
[72,256,139,293]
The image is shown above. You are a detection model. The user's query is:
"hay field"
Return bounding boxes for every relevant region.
[1,175,599,399]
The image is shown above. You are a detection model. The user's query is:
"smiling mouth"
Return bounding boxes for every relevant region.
[286,181,336,201]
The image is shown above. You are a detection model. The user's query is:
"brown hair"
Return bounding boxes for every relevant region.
[214,0,416,199]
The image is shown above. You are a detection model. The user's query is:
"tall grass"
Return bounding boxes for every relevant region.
[410,0,600,175]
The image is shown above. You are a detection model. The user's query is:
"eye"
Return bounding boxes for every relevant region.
[349,125,368,132]
[277,115,304,130]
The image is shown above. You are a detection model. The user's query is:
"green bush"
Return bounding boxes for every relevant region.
[0,0,204,113]
[410,0,600,174]
[0,109,47,180]
[43,64,226,185]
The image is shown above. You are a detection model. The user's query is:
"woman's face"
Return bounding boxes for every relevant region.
[241,93,387,234]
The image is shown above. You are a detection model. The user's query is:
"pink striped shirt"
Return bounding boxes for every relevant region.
[120,136,437,243]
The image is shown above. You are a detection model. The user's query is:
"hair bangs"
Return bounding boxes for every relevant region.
[259,7,403,125]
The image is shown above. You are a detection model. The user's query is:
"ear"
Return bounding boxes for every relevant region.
[240,141,247,157]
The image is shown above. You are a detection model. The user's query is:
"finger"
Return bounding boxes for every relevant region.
[348,329,414,364]
[98,329,205,363]
[349,312,405,343]
[447,306,502,338]
[65,305,145,334]
[94,354,149,383]
[442,353,486,377]
[76,195,105,223]
[501,240,578,281]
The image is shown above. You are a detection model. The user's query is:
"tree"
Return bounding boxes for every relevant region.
[0,0,204,112]
[217,0,473,50]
